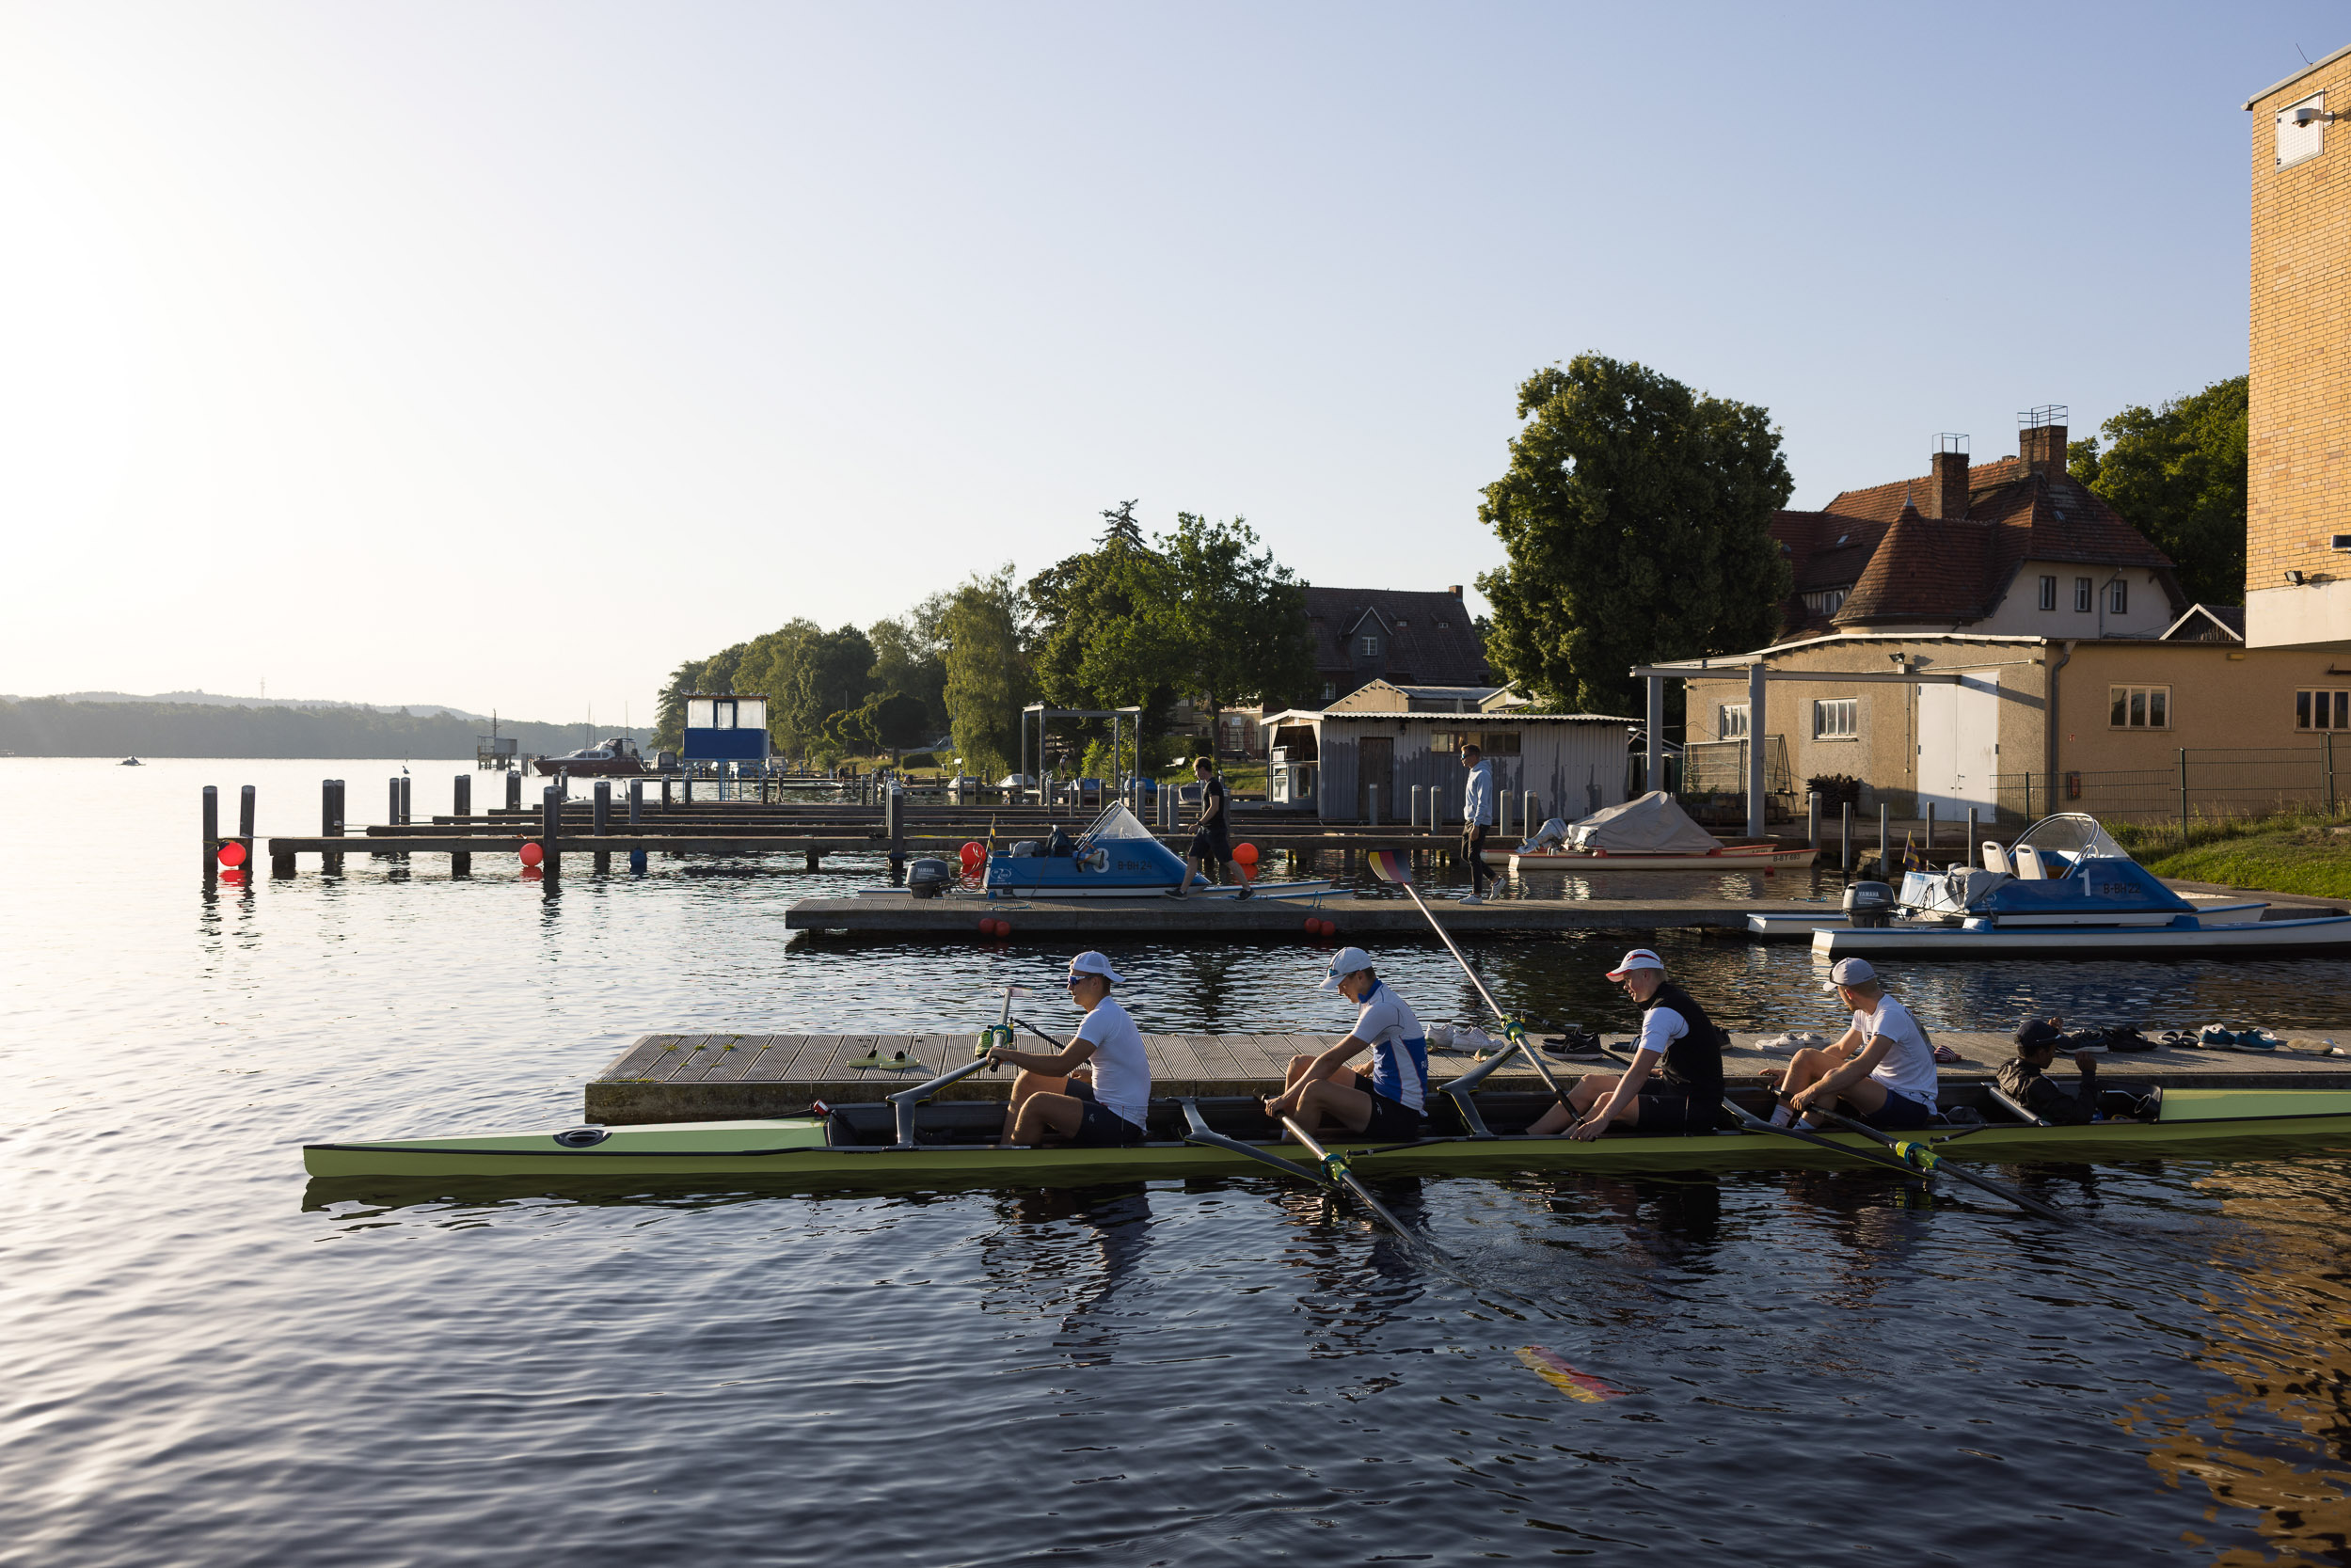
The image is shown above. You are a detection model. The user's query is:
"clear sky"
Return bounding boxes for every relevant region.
[0,2,2331,723]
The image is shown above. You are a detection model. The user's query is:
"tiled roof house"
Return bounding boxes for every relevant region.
[1301,585,1489,706]
[1771,414,2186,643]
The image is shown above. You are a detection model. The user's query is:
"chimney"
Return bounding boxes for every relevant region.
[1925,433,1969,519]
[2017,404,2068,478]
[1447,584,1463,597]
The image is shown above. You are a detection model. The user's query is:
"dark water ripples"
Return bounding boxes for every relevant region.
[5,762,2351,1564]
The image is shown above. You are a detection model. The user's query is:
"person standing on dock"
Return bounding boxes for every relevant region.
[1263,947,1429,1139]
[1768,957,1939,1131]
[986,952,1152,1147]
[1456,743,1493,905]
[1529,948,1726,1138]
[1175,755,1247,898]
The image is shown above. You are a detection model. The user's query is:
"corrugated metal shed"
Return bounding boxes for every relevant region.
[1263,708,1634,823]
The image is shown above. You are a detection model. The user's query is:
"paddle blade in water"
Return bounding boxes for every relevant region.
[1516,1346,1627,1402]
[1366,849,1410,884]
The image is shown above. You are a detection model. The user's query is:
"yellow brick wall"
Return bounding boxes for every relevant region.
[2249,56,2351,589]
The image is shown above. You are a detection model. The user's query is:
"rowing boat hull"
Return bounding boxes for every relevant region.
[304,1090,2351,1182]
[1811,913,2351,957]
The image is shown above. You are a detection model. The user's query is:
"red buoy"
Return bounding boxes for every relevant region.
[1302,916,1320,934]
[519,842,545,866]
[1318,919,1337,937]
[1233,842,1259,866]
[215,841,246,867]
[994,920,1011,939]
[960,841,985,874]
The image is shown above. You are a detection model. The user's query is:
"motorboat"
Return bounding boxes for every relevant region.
[978,802,1332,901]
[1507,791,1819,872]
[532,736,648,778]
[1759,813,2351,956]
[119,757,141,767]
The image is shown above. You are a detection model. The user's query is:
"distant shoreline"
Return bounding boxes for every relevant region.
[0,698,650,760]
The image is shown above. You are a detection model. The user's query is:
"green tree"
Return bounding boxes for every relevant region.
[1026,529,1180,764]
[653,643,751,750]
[2067,374,2248,607]
[941,564,1030,778]
[866,594,951,732]
[1155,513,1312,761]
[731,620,820,754]
[1476,356,1792,714]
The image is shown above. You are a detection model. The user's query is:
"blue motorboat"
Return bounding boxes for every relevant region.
[1753,813,2351,957]
[981,803,1332,901]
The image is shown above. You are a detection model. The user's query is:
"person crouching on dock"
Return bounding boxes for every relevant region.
[1530,948,1726,1139]
[987,952,1152,1148]
[1262,947,1430,1140]
[1767,957,1939,1131]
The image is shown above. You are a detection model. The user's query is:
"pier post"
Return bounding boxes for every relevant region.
[1524,792,1536,835]
[453,775,472,877]
[594,780,612,872]
[389,777,401,830]
[661,776,673,813]
[505,769,521,812]
[1964,807,1978,870]
[1840,801,1853,872]
[1368,784,1380,827]
[628,779,643,829]
[1878,802,1889,878]
[1806,790,1819,849]
[885,783,905,879]
[1409,785,1422,830]
[201,784,218,883]
[541,784,562,878]
[323,780,344,874]
[1923,802,1935,865]
[239,785,260,879]
[399,775,412,825]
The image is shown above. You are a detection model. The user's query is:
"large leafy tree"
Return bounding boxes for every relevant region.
[1026,527,1180,767]
[1477,356,1792,715]
[1155,513,1312,761]
[941,564,1030,778]
[866,591,952,732]
[2067,375,2247,607]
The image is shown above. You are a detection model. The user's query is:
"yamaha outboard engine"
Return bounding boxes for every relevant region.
[1843,880,1895,928]
[907,857,955,899]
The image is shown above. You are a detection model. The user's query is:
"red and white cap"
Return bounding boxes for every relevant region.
[1605,948,1665,979]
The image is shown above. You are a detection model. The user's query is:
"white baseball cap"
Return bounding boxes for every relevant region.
[1319,946,1375,991]
[1605,948,1664,979]
[1829,958,1878,986]
[1069,951,1126,984]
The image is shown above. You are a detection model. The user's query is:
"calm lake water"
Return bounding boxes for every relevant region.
[7,758,2351,1566]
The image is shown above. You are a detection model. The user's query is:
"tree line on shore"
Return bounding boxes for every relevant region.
[0,699,643,759]
[655,508,1317,778]
[657,357,2250,771]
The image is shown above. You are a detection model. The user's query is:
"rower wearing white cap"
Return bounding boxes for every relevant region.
[1768,957,1939,1132]
[1263,947,1430,1140]
[1530,948,1726,1139]
[986,951,1152,1148]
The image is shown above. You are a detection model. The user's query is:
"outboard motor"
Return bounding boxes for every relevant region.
[907,857,955,898]
[1843,880,1896,928]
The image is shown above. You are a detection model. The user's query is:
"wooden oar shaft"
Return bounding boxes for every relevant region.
[1803,1102,2074,1225]
[1391,880,1567,1100]
[1280,1115,1414,1237]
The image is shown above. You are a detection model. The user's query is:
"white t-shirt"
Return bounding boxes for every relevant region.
[1349,980,1430,1112]
[1854,994,1937,1105]
[1631,1005,1689,1060]
[1075,996,1151,1126]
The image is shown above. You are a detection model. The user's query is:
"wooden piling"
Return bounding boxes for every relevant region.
[201,784,218,882]
[627,779,643,829]
[505,769,521,811]
[323,780,345,874]
[540,785,562,876]
[453,775,472,877]
[593,781,612,872]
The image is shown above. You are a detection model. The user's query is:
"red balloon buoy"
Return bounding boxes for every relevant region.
[1302,916,1320,934]
[1233,842,1259,865]
[215,841,246,867]
[1318,919,1337,937]
[994,920,1011,939]
[519,841,545,866]
[960,841,985,874]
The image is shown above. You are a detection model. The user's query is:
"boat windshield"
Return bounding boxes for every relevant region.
[1080,802,1157,844]
[2011,813,2132,863]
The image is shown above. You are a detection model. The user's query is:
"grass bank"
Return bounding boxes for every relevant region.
[2109,810,2351,899]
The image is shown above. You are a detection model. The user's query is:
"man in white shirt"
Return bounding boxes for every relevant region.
[1769,957,1939,1131]
[1457,743,1494,905]
[1263,947,1431,1139]
[986,951,1152,1146]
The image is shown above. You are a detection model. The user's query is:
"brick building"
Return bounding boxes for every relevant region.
[2245,46,2351,647]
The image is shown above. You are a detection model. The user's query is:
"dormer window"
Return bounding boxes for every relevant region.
[1800,588,1849,616]
[1436,620,1450,630]
[1359,635,1380,657]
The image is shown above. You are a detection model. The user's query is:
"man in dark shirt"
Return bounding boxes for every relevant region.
[1995,1016,2103,1125]
[1174,756,1247,897]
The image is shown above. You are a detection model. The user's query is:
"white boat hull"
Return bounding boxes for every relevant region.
[1750,896,2270,940]
[1508,846,1819,873]
[1810,914,2351,957]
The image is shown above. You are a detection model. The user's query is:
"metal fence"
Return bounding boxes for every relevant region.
[1988,740,2348,828]
[1676,736,1795,824]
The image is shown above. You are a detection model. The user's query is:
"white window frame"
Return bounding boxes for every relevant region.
[2108,684,2170,730]
[1719,704,1750,739]
[2073,577,2093,612]
[1813,698,1857,740]
[2038,575,2057,610]
[1358,635,1379,657]
[2108,578,2128,615]
[2280,91,2327,170]
[2297,689,2351,730]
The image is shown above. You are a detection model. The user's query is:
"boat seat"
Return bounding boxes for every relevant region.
[1980,841,2012,875]
[2013,847,2047,879]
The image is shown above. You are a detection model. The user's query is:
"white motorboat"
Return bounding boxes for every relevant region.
[1772,813,2351,957]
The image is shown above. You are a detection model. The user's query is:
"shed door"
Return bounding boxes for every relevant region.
[1917,674,1999,813]
[1358,736,1393,822]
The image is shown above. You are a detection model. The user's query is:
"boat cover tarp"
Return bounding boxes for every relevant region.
[1563,791,1723,855]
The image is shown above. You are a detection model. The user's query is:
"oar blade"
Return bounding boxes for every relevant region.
[1366,849,1410,884]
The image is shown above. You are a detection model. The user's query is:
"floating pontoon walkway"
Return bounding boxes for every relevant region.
[584,1030,2351,1124]
[782,890,1828,937]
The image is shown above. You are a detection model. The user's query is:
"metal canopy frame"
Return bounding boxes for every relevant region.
[1631,663,1964,839]
[1019,705,1146,801]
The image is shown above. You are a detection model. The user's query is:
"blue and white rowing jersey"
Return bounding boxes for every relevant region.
[1350,980,1430,1113]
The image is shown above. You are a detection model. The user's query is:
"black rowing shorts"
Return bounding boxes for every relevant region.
[1065,1079,1145,1146]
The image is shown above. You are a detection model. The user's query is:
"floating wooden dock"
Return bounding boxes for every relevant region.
[584,1030,2351,1124]
[782,890,1820,936]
